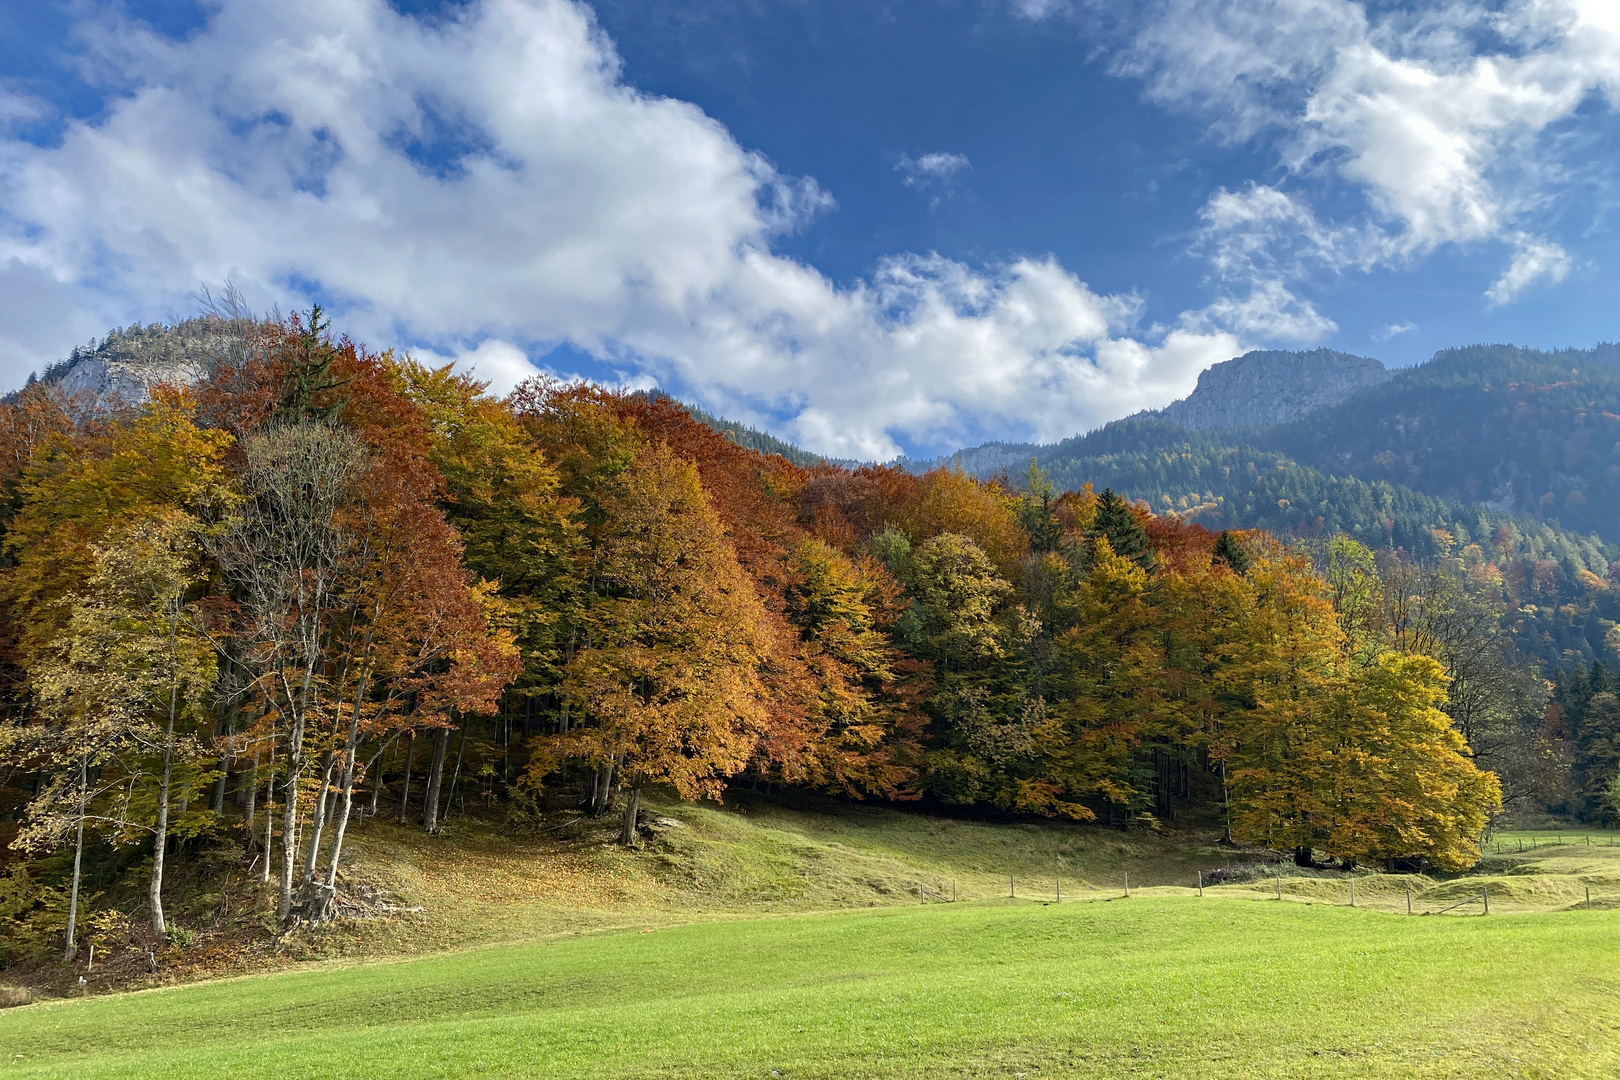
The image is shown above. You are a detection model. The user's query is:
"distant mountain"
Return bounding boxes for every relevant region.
[909,343,1620,670]
[895,348,1391,477]
[1153,348,1391,431]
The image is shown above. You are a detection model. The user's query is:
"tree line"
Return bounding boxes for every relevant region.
[0,313,1520,963]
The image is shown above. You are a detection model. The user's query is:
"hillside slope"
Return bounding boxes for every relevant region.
[899,345,1620,669]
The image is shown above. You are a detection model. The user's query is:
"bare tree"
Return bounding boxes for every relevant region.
[215,422,366,925]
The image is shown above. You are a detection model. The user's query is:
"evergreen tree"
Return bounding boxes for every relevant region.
[1089,489,1152,569]
[1017,459,1063,554]
[275,306,350,423]
[1211,530,1250,575]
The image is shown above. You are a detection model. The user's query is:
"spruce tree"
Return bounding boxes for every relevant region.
[1090,488,1152,568]
[275,306,351,423]
[1212,530,1250,575]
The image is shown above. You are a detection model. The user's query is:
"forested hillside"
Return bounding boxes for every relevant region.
[920,346,1620,672]
[0,314,1602,977]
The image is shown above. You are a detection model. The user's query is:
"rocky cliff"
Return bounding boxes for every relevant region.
[1155,348,1390,431]
[34,319,255,405]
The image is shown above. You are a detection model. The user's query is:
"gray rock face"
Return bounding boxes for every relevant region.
[43,319,256,405]
[1157,348,1390,431]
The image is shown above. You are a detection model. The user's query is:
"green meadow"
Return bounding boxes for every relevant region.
[4,799,1620,1079]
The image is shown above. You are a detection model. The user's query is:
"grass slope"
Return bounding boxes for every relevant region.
[4,897,1619,1079]
[299,793,1237,961]
[6,802,1620,1077]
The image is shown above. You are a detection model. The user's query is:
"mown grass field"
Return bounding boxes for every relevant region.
[4,895,1619,1079]
[4,799,1619,1077]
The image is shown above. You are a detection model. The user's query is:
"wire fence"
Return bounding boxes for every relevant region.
[905,867,1617,916]
[1485,832,1620,854]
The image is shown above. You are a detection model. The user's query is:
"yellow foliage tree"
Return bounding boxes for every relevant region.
[560,445,772,844]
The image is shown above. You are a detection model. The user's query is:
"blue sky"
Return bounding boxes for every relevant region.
[3,0,1619,458]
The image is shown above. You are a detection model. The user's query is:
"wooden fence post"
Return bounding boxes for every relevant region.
[1482,885,1489,915]
[1350,876,1355,908]
[1124,872,1129,898]
[1197,870,1203,897]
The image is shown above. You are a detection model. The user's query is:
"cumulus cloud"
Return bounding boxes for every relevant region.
[0,0,1247,459]
[1079,0,1620,305]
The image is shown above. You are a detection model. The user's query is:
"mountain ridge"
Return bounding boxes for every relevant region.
[1153,347,1390,431]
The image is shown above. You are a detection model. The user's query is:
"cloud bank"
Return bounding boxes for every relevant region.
[1028,0,1620,315]
[0,0,1253,460]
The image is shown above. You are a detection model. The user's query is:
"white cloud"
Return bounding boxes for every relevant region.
[0,89,49,133]
[1376,320,1415,341]
[420,339,542,396]
[896,151,971,189]
[1107,0,1620,303]
[1009,0,1071,20]
[1189,280,1337,343]
[0,0,1246,459]
[1485,233,1573,306]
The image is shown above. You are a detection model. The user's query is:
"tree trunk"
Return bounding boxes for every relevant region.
[242,747,260,829]
[278,715,305,923]
[620,782,641,846]
[262,740,275,883]
[300,749,336,887]
[1219,759,1233,845]
[422,726,451,834]
[397,733,415,825]
[211,753,229,815]
[64,753,88,962]
[151,679,179,938]
[590,760,615,817]
[318,740,362,924]
[443,718,469,825]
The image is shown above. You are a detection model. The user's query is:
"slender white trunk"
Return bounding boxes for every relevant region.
[397,734,414,825]
[278,711,305,923]
[261,739,275,884]
[151,669,179,939]
[301,749,336,887]
[422,726,451,834]
[243,746,259,829]
[64,753,88,962]
[318,674,372,921]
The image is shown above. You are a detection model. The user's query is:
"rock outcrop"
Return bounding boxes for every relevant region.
[1156,348,1390,431]
[37,319,256,405]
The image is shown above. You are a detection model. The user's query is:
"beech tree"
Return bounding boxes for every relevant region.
[2,392,233,941]
[217,421,367,924]
[1222,552,1501,869]
[559,446,771,845]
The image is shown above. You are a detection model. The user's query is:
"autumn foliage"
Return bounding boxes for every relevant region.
[0,313,1506,959]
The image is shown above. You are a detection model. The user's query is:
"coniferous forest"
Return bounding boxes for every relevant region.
[1,313,1606,967]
